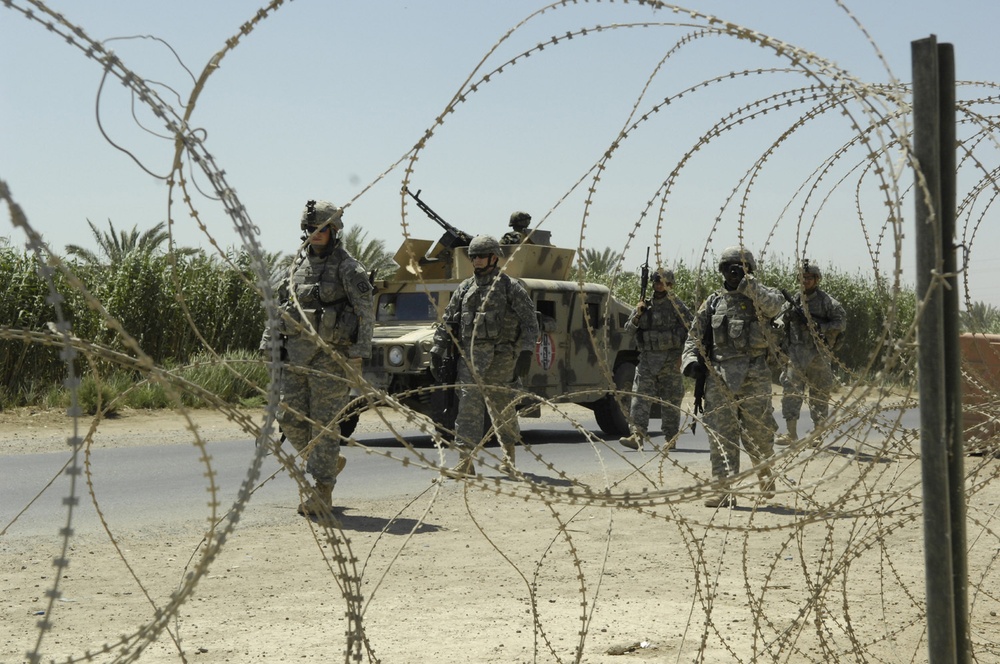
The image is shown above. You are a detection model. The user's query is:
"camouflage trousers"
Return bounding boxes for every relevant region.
[629,350,684,439]
[703,356,776,479]
[780,352,835,425]
[278,350,351,486]
[455,344,520,451]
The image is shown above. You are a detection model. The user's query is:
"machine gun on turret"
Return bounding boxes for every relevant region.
[404,187,473,250]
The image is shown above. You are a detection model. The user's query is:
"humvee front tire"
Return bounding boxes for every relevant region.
[594,360,635,437]
[340,411,360,438]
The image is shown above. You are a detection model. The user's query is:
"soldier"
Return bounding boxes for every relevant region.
[777,260,847,444]
[501,211,551,246]
[430,235,539,477]
[261,199,374,518]
[619,267,693,451]
[681,246,785,508]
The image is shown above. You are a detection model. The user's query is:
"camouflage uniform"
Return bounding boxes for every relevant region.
[262,200,374,514]
[779,266,846,434]
[500,210,551,246]
[500,211,531,245]
[432,236,539,475]
[621,272,692,448]
[681,247,784,506]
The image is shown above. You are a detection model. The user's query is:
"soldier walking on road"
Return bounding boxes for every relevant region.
[681,246,785,508]
[777,260,846,444]
[619,267,693,451]
[261,200,374,518]
[430,235,539,477]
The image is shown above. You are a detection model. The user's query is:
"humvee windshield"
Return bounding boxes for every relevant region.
[377,292,441,322]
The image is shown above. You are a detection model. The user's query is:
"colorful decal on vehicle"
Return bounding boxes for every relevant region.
[536,333,555,371]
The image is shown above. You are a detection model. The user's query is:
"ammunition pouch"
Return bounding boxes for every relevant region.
[316,300,359,344]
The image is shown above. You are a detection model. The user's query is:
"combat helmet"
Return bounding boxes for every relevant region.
[654,267,675,284]
[509,211,531,229]
[718,245,756,273]
[468,235,503,258]
[801,259,822,279]
[301,199,344,231]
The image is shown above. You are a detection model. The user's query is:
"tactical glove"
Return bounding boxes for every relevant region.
[429,352,444,381]
[683,360,707,380]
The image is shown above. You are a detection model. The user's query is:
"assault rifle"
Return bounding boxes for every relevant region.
[404,187,474,249]
[639,247,651,306]
[691,297,715,435]
[780,288,836,348]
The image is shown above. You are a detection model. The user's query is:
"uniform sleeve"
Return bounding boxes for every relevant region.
[624,305,641,333]
[431,281,465,355]
[737,274,786,319]
[510,280,539,353]
[823,294,847,334]
[681,297,712,373]
[260,277,289,351]
[341,258,375,358]
[673,297,694,335]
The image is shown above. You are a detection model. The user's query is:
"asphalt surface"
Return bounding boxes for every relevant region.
[0,419,701,538]
[2,405,921,539]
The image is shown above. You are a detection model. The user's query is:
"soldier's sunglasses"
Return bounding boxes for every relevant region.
[469,253,489,260]
[305,225,330,234]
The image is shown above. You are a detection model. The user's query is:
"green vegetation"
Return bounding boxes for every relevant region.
[0,222,395,410]
[580,254,920,383]
[2,228,992,410]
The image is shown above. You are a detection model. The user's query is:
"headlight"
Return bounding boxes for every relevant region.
[387,345,406,367]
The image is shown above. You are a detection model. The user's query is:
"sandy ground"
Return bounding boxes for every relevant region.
[2,402,999,664]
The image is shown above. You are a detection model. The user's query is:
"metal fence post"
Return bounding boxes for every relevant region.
[912,34,968,664]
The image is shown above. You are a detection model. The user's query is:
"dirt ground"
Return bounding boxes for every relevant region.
[2,402,998,663]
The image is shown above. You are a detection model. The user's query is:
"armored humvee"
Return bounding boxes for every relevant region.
[352,190,639,439]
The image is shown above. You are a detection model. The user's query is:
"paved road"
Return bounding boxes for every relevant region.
[0,419,707,538]
[2,403,920,539]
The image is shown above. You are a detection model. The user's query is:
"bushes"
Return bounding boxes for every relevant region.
[581,255,917,380]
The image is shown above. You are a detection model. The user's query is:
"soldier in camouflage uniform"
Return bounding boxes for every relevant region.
[777,260,846,444]
[430,235,539,477]
[501,211,551,246]
[619,268,693,451]
[681,246,785,507]
[261,200,374,518]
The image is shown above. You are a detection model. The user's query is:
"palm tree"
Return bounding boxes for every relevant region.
[960,300,1000,334]
[65,219,192,265]
[575,247,623,277]
[341,225,397,279]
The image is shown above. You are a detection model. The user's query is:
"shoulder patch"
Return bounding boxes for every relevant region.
[355,278,372,294]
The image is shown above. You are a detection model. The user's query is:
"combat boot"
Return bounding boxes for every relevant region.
[776,418,798,445]
[703,493,737,508]
[662,434,678,451]
[298,481,334,517]
[758,468,776,499]
[499,442,517,476]
[619,432,644,451]
[447,455,477,479]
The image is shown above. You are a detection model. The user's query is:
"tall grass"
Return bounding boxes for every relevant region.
[0,243,923,409]
[0,246,268,408]
[582,256,917,382]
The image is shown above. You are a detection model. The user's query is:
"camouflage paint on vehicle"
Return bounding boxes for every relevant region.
[358,234,638,437]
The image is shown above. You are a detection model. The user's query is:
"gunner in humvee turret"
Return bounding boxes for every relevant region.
[501,211,551,246]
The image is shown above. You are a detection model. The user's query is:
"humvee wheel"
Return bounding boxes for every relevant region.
[340,411,360,438]
[594,361,635,437]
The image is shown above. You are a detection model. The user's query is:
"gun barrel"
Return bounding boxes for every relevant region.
[405,186,473,247]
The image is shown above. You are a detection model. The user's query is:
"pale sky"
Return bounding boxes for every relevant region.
[3,0,1000,306]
